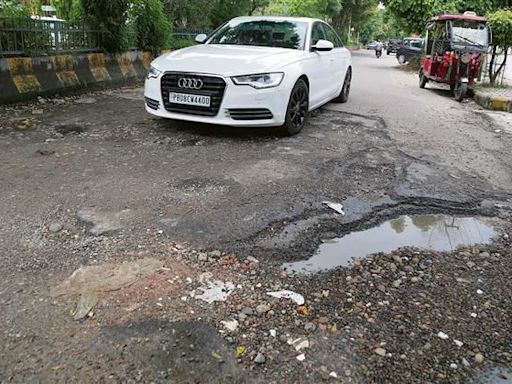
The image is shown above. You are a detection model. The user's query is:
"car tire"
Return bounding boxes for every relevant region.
[454,82,467,102]
[398,54,406,64]
[333,67,352,103]
[419,71,427,89]
[281,79,309,136]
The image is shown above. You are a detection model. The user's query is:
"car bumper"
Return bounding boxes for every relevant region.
[144,75,289,127]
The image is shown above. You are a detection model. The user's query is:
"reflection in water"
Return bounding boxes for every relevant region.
[283,215,495,274]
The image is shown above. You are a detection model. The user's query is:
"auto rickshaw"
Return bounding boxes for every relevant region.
[419,12,491,101]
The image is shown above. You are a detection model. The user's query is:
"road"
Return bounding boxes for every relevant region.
[1,49,512,383]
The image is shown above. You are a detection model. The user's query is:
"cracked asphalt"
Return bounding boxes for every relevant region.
[1,50,512,383]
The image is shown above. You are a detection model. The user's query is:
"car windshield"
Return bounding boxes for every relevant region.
[207,19,308,50]
[451,20,489,47]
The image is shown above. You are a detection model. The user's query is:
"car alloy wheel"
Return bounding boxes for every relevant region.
[282,79,309,135]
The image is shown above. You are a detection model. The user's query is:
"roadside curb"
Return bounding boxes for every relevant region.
[0,50,166,105]
[474,90,512,113]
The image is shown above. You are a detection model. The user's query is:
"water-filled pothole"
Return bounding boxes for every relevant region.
[283,214,496,274]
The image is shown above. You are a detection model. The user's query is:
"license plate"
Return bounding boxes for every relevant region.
[169,92,210,107]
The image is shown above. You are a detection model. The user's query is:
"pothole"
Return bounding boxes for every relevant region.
[282,214,496,274]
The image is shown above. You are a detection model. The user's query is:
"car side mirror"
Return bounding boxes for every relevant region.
[195,34,207,44]
[312,39,334,52]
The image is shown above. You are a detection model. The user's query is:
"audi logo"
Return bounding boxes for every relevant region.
[178,78,203,89]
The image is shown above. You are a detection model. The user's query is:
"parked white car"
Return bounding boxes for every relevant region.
[144,16,352,135]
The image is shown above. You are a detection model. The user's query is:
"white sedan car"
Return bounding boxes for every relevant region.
[144,16,352,135]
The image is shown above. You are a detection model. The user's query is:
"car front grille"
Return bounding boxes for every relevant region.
[227,108,273,120]
[145,97,160,110]
[161,73,226,116]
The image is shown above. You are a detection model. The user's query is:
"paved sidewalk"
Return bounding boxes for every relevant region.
[474,86,512,113]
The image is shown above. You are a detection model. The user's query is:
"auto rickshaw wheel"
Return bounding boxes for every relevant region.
[419,72,427,89]
[454,82,468,102]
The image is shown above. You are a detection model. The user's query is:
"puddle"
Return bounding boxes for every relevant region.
[283,215,496,274]
[478,367,512,384]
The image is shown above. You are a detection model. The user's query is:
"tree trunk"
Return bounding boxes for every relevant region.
[489,46,497,84]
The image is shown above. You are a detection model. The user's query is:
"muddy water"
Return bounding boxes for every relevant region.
[283,215,496,274]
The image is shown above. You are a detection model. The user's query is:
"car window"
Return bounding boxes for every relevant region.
[321,23,343,47]
[311,22,326,46]
[410,40,423,49]
[208,19,308,50]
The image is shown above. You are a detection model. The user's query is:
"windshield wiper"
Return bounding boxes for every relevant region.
[454,33,483,48]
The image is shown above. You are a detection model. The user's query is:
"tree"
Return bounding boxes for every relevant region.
[81,0,129,52]
[130,0,171,54]
[487,8,512,84]
[208,0,251,27]
[52,0,82,20]
[384,0,511,34]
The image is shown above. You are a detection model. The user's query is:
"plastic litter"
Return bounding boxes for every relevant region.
[266,290,305,305]
[322,201,345,215]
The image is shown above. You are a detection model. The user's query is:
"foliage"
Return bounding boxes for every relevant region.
[162,0,214,29]
[266,0,329,18]
[80,0,129,52]
[208,0,251,27]
[130,0,171,54]
[487,8,512,84]
[0,0,31,17]
[52,0,82,20]
[488,8,512,49]
[169,37,196,49]
[385,0,511,34]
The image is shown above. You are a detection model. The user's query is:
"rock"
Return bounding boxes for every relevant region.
[377,284,386,293]
[220,319,239,332]
[388,263,398,272]
[479,251,490,258]
[296,353,306,362]
[462,358,470,367]
[238,313,247,322]
[450,363,458,369]
[198,253,208,262]
[475,353,484,364]
[330,371,339,378]
[410,277,420,283]
[269,329,276,338]
[241,307,254,316]
[209,250,222,258]
[246,256,259,263]
[304,322,316,332]
[437,332,449,340]
[48,223,63,233]
[289,337,310,351]
[374,347,386,357]
[256,304,271,314]
[32,109,44,115]
[466,261,476,268]
[318,316,329,324]
[454,339,463,347]
[392,279,402,288]
[254,353,266,364]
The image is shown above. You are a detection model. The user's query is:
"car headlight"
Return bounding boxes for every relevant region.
[460,52,471,64]
[147,65,162,79]
[231,72,284,89]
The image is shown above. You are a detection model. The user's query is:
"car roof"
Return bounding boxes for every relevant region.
[230,16,322,24]
[429,14,486,22]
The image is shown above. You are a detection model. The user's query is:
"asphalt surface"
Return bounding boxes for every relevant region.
[1,50,512,383]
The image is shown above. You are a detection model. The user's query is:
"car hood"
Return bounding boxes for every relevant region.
[151,44,305,77]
